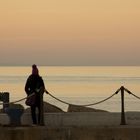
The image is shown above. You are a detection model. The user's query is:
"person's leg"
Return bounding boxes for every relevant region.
[37,97,44,125]
[37,104,41,124]
[31,106,37,124]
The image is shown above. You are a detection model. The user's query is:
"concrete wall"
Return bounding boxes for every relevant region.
[0,127,45,140]
[22,112,140,126]
[0,112,140,140]
[0,126,140,140]
[45,126,140,140]
[1,112,140,126]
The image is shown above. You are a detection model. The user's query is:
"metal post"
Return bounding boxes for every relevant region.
[120,86,126,125]
[2,92,9,112]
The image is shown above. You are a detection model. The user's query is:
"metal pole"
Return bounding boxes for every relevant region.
[2,92,9,112]
[120,86,126,125]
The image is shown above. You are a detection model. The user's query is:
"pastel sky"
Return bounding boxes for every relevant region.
[0,0,140,66]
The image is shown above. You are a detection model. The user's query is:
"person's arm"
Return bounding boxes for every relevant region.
[38,77,46,94]
[41,77,49,94]
[25,77,31,95]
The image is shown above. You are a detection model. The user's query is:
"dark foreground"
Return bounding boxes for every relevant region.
[0,125,140,140]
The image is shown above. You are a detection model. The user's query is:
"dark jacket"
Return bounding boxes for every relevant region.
[25,74,45,105]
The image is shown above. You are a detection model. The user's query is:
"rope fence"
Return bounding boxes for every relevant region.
[0,87,121,107]
[124,87,140,100]
[46,90,118,107]
[1,86,140,125]
[1,86,140,107]
[0,92,35,105]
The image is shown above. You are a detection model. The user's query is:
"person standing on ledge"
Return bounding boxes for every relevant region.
[25,64,46,125]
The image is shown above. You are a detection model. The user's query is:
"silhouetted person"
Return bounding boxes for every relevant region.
[25,64,45,125]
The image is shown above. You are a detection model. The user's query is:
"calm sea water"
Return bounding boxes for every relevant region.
[0,66,140,112]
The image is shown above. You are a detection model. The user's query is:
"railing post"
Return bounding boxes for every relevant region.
[0,92,9,112]
[3,92,9,109]
[120,86,126,125]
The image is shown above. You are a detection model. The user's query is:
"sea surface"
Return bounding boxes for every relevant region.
[0,66,140,112]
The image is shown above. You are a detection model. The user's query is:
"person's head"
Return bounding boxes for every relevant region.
[32,64,39,75]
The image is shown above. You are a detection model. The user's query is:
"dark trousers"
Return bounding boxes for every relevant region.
[31,92,44,125]
[31,105,41,124]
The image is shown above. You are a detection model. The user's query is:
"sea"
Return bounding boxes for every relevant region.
[0,66,140,112]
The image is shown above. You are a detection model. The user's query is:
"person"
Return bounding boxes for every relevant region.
[25,64,46,125]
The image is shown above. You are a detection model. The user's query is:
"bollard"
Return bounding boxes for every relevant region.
[120,86,126,125]
[5,104,24,126]
[0,92,9,112]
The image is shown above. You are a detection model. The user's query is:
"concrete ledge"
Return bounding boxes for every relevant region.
[45,126,140,140]
[24,112,140,126]
[0,126,44,140]
[1,112,140,126]
[1,112,140,139]
[1,126,140,140]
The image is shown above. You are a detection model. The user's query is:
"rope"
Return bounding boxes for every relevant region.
[124,87,140,100]
[0,87,121,106]
[0,92,35,105]
[46,89,119,107]
[0,87,121,107]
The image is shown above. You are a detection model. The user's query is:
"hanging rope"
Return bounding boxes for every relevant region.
[45,88,120,107]
[0,92,35,105]
[0,87,121,107]
[124,87,140,100]
[3,86,140,108]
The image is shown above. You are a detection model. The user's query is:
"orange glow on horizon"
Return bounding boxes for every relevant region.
[0,0,140,66]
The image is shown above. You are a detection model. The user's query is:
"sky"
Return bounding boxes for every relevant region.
[0,0,140,66]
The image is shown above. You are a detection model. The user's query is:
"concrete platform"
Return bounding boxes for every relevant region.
[1,112,140,126]
[1,125,140,140]
[0,112,140,140]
